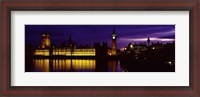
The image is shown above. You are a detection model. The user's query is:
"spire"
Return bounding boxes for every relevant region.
[69,34,72,42]
[147,37,150,46]
[68,34,72,47]
[112,28,116,34]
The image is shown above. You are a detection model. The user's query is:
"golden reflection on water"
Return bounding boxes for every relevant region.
[34,59,49,72]
[33,59,96,72]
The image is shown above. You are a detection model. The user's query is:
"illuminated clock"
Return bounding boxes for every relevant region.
[112,34,116,39]
[112,36,115,39]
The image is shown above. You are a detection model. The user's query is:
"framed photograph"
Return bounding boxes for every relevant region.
[0,0,199,96]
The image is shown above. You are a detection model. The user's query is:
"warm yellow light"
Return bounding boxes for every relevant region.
[130,44,133,48]
[70,59,95,71]
[36,48,95,56]
[33,59,49,72]
[35,49,49,56]
[43,59,49,72]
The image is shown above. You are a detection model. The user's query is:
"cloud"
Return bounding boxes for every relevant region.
[119,37,175,42]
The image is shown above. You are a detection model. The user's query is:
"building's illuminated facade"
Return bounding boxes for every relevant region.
[34,49,50,56]
[53,48,95,56]
[34,48,95,56]
[41,33,51,48]
[35,30,118,56]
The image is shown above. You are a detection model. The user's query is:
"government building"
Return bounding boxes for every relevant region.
[34,29,117,56]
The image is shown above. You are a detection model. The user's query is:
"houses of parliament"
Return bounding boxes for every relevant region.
[34,29,117,57]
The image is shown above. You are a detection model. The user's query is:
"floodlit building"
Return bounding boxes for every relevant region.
[35,33,96,56]
[41,33,51,48]
[52,48,95,56]
[34,30,117,56]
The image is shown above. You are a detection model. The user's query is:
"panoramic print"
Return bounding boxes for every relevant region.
[25,25,175,72]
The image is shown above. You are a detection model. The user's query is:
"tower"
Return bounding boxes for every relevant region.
[41,33,51,48]
[111,28,117,55]
[147,37,150,46]
[68,34,72,47]
[112,29,116,49]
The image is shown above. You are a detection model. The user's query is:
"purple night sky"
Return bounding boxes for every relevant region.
[25,25,175,49]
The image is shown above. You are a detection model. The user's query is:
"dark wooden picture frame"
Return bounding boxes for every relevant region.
[0,0,199,96]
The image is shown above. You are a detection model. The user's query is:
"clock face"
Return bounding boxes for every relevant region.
[112,36,115,39]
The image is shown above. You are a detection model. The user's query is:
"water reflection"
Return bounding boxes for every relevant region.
[108,60,123,72]
[53,59,95,72]
[34,59,49,72]
[33,59,123,72]
[34,59,96,72]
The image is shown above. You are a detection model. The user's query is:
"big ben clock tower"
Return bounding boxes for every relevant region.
[111,29,117,55]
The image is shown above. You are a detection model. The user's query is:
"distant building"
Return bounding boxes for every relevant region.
[127,42,134,51]
[134,43,148,54]
[151,42,163,50]
[121,42,147,54]
[121,37,176,54]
